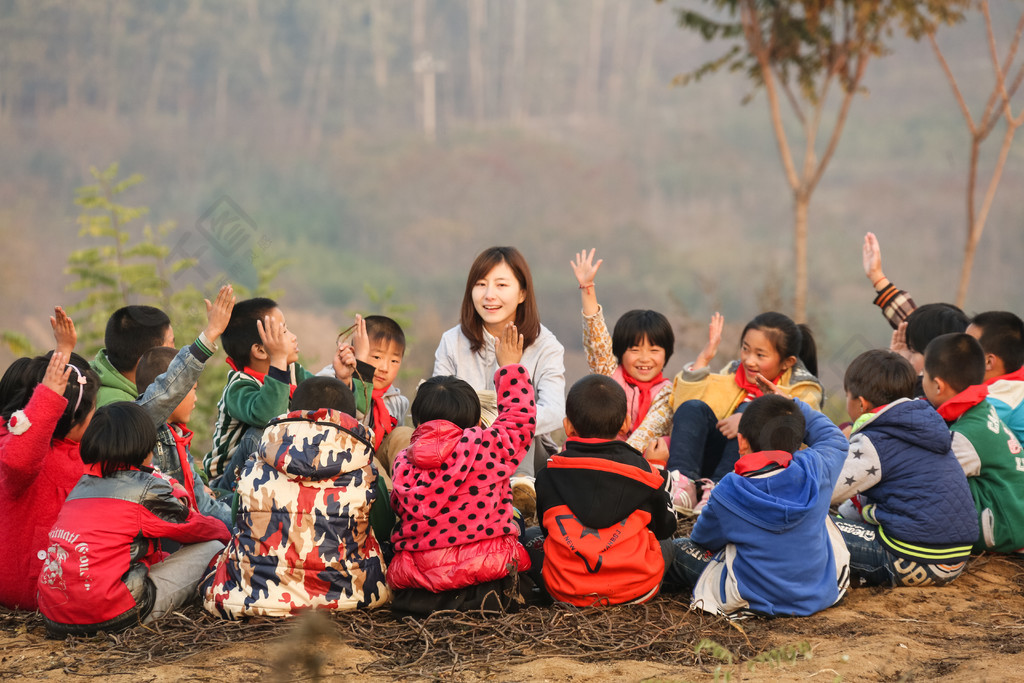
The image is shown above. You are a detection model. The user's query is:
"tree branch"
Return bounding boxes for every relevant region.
[928,31,976,135]
[808,51,867,193]
[983,1,1024,127]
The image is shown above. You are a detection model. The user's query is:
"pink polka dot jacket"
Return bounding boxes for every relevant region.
[387,364,536,592]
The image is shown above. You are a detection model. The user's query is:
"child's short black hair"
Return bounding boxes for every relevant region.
[924,333,985,394]
[291,377,356,416]
[135,347,179,398]
[80,402,158,477]
[738,395,806,454]
[411,376,480,429]
[104,305,172,373]
[222,297,278,367]
[971,311,1024,374]
[565,374,627,440]
[611,310,674,364]
[905,303,969,354]
[844,349,916,407]
[364,315,406,354]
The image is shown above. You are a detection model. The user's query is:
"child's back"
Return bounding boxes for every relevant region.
[202,403,389,618]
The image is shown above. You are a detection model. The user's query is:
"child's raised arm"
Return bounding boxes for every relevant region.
[571,248,602,317]
[50,307,77,358]
[41,351,72,398]
[494,322,524,368]
[692,312,724,371]
[256,315,296,372]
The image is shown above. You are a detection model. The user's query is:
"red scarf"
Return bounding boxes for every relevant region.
[734,450,793,475]
[985,366,1024,385]
[168,423,198,510]
[371,386,398,450]
[622,372,666,427]
[226,358,295,398]
[733,365,782,402]
[936,384,989,423]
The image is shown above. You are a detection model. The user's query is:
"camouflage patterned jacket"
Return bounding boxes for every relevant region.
[201,409,390,618]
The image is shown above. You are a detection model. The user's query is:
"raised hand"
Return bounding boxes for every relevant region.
[890,321,911,361]
[494,322,524,367]
[862,232,886,286]
[693,312,724,370]
[333,343,357,385]
[351,314,370,362]
[203,284,236,344]
[42,351,72,397]
[571,248,603,317]
[50,307,77,357]
[257,315,296,370]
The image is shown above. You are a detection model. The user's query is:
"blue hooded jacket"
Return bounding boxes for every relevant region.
[691,399,847,616]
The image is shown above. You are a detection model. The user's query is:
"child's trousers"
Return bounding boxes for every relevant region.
[831,518,966,588]
[145,540,225,623]
[668,400,743,482]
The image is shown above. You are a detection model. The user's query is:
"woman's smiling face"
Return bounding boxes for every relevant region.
[472,260,526,336]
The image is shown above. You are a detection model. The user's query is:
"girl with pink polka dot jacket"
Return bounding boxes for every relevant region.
[387,323,536,613]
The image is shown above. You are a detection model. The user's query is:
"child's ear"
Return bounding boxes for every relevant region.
[620,414,632,436]
[736,433,752,456]
[781,355,798,372]
[858,397,875,413]
[562,417,577,438]
[251,342,268,362]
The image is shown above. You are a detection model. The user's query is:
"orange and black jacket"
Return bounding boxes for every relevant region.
[535,438,676,606]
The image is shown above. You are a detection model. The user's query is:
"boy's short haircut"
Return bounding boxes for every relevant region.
[290,377,356,416]
[222,297,278,367]
[411,376,480,430]
[104,305,172,373]
[80,402,158,478]
[905,303,969,354]
[135,347,179,398]
[738,395,806,454]
[971,311,1024,374]
[611,310,675,364]
[565,374,627,440]
[364,315,406,354]
[924,333,985,394]
[844,349,916,407]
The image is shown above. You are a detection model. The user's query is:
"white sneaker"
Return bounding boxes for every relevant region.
[667,470,697,516]
[692,478,716,515]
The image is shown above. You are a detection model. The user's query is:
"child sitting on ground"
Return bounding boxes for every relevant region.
[135,347,232,530]
[830,350,977,587]
[37,402,230,636]
[968,311,1024,444]
[664,389,850,618]
[388,323,535,614]
[667,311,822,514]
[922,333,1024,553]
[205,297,318,488]
[91,304,175,406]
[320,314,410,474]
[202,376,391,618]
[570,248,675,463]
[534,374,677,606]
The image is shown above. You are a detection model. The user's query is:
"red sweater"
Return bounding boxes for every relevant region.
[0,385,83,610]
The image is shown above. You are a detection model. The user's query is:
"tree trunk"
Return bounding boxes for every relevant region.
[309,5,341,147]
[412,0,426,130]
[507,0,526,123]
[144,37,166,120]
[105,0,123,119]
[576,0,605,117]
[467,0,485,122]
[371,0,389,91]
[793,191,809,323]
[607,0,630,114]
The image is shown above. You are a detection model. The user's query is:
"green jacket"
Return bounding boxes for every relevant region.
[950,401,1024,553]
[91,349,138,407]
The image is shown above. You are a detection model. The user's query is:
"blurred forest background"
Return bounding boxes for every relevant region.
[0,0,1022,439]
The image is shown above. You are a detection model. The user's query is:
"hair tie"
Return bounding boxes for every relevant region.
[66,364,88,415]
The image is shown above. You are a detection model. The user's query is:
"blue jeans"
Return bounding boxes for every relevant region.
[832,517,966,587]
[668,400,743,482]
[661,538,714,594]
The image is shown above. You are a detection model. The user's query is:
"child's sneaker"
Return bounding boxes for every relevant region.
[511,477,537,525]
[667,470,697,516]
[692,478,716,515]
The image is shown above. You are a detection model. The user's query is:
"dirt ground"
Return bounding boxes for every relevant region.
[2,552,1024,682]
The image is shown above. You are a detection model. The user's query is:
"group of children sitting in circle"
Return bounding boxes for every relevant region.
[1,233,1022,635]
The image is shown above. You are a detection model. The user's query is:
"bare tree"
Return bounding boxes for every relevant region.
[929,2,1024,307]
